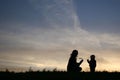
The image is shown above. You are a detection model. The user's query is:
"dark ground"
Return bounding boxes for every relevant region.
[0,71,120,80]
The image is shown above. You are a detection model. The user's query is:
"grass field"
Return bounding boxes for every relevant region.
[0,71,120,80]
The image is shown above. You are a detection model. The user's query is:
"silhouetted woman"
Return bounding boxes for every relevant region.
[87,55,96,72]
[67,50,83,72]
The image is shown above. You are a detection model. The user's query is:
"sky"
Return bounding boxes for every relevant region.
[0,0,120,72]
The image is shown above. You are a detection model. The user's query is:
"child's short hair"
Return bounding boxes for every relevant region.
[90,55,95,59]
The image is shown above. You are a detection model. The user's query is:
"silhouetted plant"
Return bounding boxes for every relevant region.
[28,67,33,72]
[42,68,46,72]
[5,68,9,72]
[53,68,57,72]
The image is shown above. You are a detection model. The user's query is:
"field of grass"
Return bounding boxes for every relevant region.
[0,71,120,80]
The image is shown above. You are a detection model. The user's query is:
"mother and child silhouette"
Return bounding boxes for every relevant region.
[67,50,96,72]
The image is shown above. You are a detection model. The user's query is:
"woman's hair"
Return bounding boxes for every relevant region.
[71,50,78,57]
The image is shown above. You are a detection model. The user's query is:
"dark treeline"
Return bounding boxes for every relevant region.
[0,71,120,80]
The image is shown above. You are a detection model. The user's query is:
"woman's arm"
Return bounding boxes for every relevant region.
[78,59,83,66]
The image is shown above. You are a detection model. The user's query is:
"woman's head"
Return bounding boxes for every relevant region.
[71,50,78,57]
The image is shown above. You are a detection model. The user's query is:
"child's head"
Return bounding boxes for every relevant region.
[90,55,95,59]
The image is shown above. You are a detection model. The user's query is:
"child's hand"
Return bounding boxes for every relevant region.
[87,59,89,63]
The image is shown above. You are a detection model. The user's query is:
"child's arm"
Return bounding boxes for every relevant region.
[87,59,90,63]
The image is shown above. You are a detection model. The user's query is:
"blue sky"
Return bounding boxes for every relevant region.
[74,0,120,33]
[0,0,120,72]
[0,0,120,33]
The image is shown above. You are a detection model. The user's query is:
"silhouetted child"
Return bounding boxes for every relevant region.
[87,55,96,72]
[67,50,83,72]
